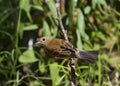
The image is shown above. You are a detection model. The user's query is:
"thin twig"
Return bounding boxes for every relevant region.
[56,0,68,42]
[55,0,76,86]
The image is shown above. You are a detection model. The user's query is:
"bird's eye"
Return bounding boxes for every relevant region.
[42,38,45,41]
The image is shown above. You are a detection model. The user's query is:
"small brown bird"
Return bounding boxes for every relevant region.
[34,37,99,64]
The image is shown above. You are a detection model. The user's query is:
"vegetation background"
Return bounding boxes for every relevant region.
[0,0,120,86]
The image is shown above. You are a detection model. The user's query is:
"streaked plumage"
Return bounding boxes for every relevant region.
[35,37,99,64]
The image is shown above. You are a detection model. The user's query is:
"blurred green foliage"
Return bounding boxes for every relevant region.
[0,0,120,86]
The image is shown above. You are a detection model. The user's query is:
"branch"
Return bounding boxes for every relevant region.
[69,58,76,86]
[55,0,76,86]
[56,0,68,42]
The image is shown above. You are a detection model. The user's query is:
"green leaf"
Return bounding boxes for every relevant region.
[19,49,38,64]
[56,74,66,85]
[49,63,61,86]
[26,12,33,22]
[52,26,58,37]
[84,6,91,14]
[43,21,51,36]
[47,0,58,24]
[18,23,38,39]
[68,0,76,27]
[47,0,57,17]
[98,0,107,5]
[19,0,32,22]
[29,81,45,86]
[84,40,93,50]
[92,0,97,9]
[39,61,46,73]
[96,31,107,41]
[24,24,38,31]
[94,43,100,50]
[76,29,82,49]
[77,9,89,40]
[31,5,43,11]
[19,0,30,11]
[19,23,24,39]
[113,9,120,16]
[114,23,120,29]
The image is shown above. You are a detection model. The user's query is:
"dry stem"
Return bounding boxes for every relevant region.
[55,0,76,86]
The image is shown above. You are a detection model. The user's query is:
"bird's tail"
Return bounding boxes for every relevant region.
[76,50,99,64]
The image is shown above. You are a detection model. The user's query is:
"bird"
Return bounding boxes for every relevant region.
[34,37,99,64]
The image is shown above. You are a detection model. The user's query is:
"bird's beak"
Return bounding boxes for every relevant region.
[34,41,41,47]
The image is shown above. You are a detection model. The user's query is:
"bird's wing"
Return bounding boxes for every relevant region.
[47,39,76,57]
[61,41,76,54]
[51,48,72,57]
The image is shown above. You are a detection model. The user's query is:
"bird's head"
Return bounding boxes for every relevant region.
[34,37,53,47]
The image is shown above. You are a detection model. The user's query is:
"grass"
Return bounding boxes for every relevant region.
[0,0,120,86]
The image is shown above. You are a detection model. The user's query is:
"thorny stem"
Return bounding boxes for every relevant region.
[55,0,76,86]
